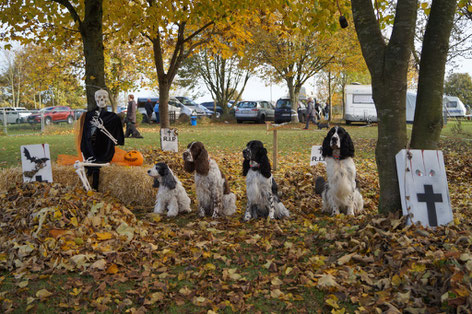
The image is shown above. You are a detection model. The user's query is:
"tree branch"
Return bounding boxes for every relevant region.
[50,0,82,25]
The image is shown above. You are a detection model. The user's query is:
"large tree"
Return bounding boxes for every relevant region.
[105,43,156,111]
[351,0,417,214]
[177,48,252,116]
[111,0,259,128]
[410,0,457,149]
[0,0,106,111]
[250,7,338,122]
[444,73,472,107]
[352,0,457,214]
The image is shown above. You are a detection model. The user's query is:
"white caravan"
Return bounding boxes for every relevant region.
[443,96,468,117]
[344,85,377,124]
[344,84,467,124]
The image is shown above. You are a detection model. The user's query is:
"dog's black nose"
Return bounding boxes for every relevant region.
[147,170,151,174]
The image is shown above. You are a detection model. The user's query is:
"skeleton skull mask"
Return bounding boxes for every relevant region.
[95,89,109,108]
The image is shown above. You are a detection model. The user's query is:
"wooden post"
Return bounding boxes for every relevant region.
[273,129,278,171]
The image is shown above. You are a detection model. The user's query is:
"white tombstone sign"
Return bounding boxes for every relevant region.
[20,144,53,183]
[160,128,178,152]
[310,145,326,166]
[395,149,453,227]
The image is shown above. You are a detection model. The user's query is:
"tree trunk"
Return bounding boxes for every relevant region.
[328,71,332,121]
[79,0,105,111]
[352,0,417,214]
[159,78,170,129]
[410,0,457,149]
[287,77,299,123]
[373,83,408,214]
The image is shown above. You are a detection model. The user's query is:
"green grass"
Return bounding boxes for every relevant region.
[2,119,470,168]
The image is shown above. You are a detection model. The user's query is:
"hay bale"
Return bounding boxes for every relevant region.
[0,164,155,208]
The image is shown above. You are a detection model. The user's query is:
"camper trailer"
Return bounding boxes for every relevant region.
[344,84,467,124]
[344,85,377,124]
[443,96,468,117]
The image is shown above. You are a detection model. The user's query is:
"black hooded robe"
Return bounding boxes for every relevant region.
[80,109,124,189]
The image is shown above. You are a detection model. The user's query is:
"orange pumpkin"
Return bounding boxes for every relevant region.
[123,150,144,166]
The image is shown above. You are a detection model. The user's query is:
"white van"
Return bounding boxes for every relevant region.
[0,107,32,124]
[344,85,377,124]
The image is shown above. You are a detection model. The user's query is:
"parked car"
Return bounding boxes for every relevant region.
[27,106,74,125]
[274,98,307,124]
[200,101,224,116]
[0,107,32,124]
[235,100,275,123]
[106,106,127,114]
[175,96,216,117]
[137,97,183,122]
[73,109,86,120]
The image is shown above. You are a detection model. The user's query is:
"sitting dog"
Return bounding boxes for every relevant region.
[315,126,363,216]
[147,162,191,217]
[183,141,236,218]
[242,140,290,220]
[316,121,330,130]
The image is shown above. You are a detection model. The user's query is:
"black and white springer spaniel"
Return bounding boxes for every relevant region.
[315,126,363,216]
[147,162,191,217]
[183,141,236,218]
[242,140,290,220]
[148,162,192,217]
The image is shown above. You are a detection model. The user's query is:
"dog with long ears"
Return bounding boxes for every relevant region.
[242,140,290,220]
[183,141,236,218]
[147,162,191,217]
[315,126,363,216]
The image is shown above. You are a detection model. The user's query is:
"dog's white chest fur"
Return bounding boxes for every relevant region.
[322,156,363,215]
[246,169,272,206]
[326,158,356,199]
[195,159,223,207]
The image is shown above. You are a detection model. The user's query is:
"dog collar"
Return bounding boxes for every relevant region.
[249,160,260,168]
[333,154,340,161]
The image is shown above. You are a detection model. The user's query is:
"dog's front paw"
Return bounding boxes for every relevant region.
[199,207,205,217]
[331,208,340,216]
[347,208,354,216]
[212,209,219,219]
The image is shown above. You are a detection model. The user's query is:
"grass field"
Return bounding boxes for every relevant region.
[1,119,471,168]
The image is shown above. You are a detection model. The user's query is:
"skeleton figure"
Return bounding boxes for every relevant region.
[95,89,109,109]
[79,89,124,190]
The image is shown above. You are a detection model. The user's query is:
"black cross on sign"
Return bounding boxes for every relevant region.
[417,184,443,227]
[35,175,44,182]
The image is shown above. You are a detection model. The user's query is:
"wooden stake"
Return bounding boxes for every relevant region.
[273,129,278,171]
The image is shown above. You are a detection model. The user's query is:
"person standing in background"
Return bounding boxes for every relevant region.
[304,97,318,129]
[125,94,143,138]
[145,98,154,123]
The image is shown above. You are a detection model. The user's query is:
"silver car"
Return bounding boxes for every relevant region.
[235,100,275,123]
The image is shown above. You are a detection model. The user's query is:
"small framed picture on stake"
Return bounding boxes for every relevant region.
[160,128,178,152]
[20,144,53,183]
[310,145,325,166]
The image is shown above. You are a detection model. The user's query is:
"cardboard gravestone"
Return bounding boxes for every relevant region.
[310,145,326,166]
[395,149,453,227]
[21,144,53,183]
[160,128,178,152]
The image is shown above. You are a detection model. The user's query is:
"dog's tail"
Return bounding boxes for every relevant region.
[315,176,326,195]
[223,193,237,216]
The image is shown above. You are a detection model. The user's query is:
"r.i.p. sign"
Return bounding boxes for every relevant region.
[395,149,453,227]
[310,145,325,166]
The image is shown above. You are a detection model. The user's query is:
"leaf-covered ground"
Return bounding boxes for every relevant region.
[1,137,472,313]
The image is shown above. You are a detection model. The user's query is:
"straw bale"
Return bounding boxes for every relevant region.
[0,164,155,208]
